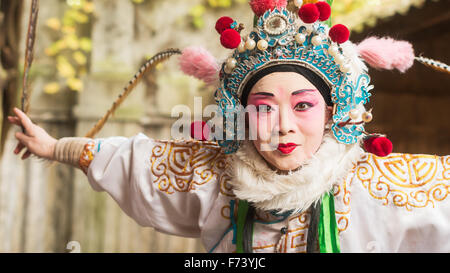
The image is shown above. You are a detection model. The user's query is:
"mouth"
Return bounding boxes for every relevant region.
[277,143,300,154]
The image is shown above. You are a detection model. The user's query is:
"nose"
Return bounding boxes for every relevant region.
[278,105,296,136]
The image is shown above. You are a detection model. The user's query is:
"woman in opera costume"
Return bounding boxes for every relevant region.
[9,0,450,253]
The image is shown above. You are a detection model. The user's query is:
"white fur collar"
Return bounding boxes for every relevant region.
[227,131,364,213]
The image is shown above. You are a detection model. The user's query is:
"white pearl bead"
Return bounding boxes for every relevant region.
[340,63,351,73]
[328,44,339,56]
[349,109,360,120]
[245,39,256,50]
[295,33,306,44]
[224,65,234,74]
[334,54,345,65]
[226,58,237,68]
[362,111,373,123]
[311,35,322,46]
[293,0,303,8]
[238,42,246,53]
[257,39,269,51]
[305,25,313,35]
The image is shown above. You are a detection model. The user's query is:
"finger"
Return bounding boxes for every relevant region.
[7,116,22,127]
[22,150,32,160]
[13,107,33,132]
[14,142,25,154]
[15,131,32,145]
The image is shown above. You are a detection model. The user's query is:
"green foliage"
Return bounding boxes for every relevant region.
[189,0,247,30]
[44,0,94,94]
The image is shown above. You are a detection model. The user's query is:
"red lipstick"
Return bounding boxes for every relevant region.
[277,143,299,154]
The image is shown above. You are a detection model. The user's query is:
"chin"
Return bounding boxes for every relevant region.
[269,154,304,171]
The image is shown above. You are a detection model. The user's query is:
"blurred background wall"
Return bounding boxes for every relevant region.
[0,0,448,252]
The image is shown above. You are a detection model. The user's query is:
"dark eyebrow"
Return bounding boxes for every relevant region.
[249,89,316,97]
[292,89,316,96]
[249,92,274,97]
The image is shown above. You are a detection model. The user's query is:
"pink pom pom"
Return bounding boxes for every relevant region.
[357,36,415,73]
[249,0,288,17]
[179,46,220,85]
[191,121,210,141]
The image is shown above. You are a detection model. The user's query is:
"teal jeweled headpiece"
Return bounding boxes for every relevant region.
[214,1,373,154]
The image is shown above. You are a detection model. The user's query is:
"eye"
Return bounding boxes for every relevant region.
[256,104,273,113]
[294,102,313,111]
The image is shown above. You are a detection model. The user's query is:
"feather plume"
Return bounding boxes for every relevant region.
[357,36,414,73]
[21,0,39,116]
[84,48,181,138]
[179,46,219,86]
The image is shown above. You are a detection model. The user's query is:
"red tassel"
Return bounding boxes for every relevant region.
[364,136,393,157]
[190,121,210,141]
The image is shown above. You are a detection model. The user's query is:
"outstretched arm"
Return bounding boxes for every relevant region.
[8,107,229,238]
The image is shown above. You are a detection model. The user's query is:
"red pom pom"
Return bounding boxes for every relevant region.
[315,1,331,21]
[220,29,241,49]
[298,3,320,24]
[249,0,288,17]
[329,24,350,44]
[215,16,234,34]
[191,121,210,141]
[364,136,393,157]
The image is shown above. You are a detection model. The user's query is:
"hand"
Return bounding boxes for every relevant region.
[8,107,57,160]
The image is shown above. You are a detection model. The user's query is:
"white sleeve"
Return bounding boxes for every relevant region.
[83,133,227,238]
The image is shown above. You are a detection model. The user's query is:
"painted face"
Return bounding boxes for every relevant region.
[246,72,333,171]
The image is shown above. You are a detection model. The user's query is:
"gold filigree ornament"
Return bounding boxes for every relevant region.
[356,153,450,211]
[150,140,226,194]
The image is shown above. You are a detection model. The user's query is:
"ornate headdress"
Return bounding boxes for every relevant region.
[213,0,373,154]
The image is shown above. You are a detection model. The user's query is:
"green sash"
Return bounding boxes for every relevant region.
[318,192,341,253]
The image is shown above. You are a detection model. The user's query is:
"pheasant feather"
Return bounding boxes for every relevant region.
[84,48,181,138]
[415,56,450,75]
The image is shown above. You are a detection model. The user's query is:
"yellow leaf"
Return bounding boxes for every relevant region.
[65,34,79,50]
[79,38,92,52]
[46,18,61,31]
[44,82,60,94]
[67,77,83,91]
[62,25,76,35]
[156,63,164,70]
[189,5,205,17]
[57,56,76,78]
[73,51,87,65]
[82,2,95,13]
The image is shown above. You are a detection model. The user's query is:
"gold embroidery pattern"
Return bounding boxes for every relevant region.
[79,140,97,174]
[275,211,310,253]
[356,153,450,211]
[150,140,227,194]
[333,163,357,232]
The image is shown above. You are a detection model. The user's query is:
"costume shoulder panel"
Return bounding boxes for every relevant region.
[149,139,232,195]
[353,152,450,211]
